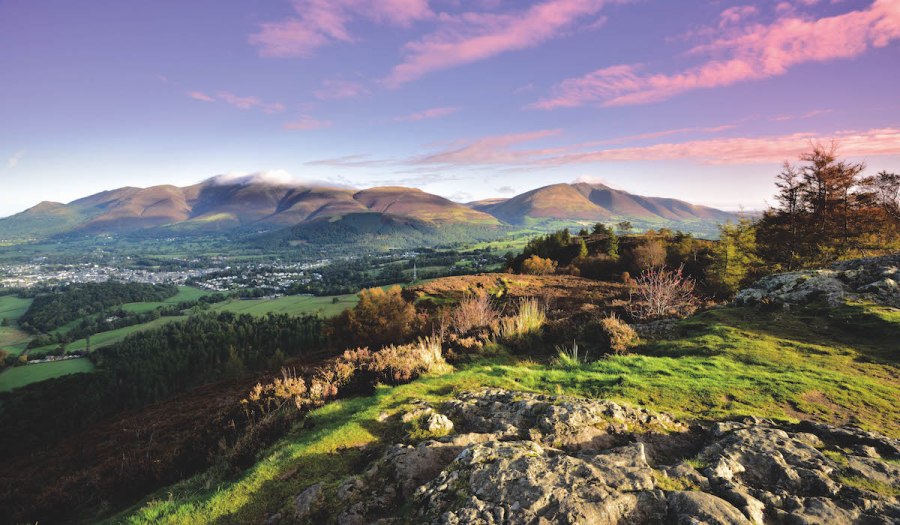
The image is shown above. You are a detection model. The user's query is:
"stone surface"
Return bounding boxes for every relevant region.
[301,389,900,524]
[735,254,900,307]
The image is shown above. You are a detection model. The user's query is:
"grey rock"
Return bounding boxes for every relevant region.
[294,482,324,521]
[309,389,900,524]
[666,491,750,524]
[735,254,900,307]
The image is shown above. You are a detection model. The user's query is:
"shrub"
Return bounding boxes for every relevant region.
[629,265,699,320]
[497,297,546,340]
[521,255,557,275]
[629,239,667,271]
[243,337,449,419]
[553,340,587,369]
[451,293,499,334]
[598,314,638,354]
[330,286,420,349]
[370,336,448,384]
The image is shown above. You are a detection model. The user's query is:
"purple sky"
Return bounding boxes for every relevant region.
[2,0,899,216]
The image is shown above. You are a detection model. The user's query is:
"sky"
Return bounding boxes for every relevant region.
[1,0,899,217]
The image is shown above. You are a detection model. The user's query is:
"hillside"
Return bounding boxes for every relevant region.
[2,256,898,524]
[0,179,740,244]
[0,178,501,242]
[107,261,899,525]
[470,182,738,225]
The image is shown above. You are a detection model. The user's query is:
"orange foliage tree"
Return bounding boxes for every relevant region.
[329,286,421,350]
[521,255,558,275]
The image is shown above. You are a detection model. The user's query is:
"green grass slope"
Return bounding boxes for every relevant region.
[0,358,94,393]
[209,294,359,318]
[0,295,33,355]
[116,301,900,525]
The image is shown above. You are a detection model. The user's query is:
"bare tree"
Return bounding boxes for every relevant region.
[629,265,699,320]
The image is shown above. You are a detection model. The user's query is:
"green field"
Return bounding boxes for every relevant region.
[121,286,208,313]
[0,295,33,356]
[33,315,189,355]
[0,357,94,392]
[210,294,359,318]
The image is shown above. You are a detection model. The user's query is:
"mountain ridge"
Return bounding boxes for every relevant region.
[0,179,738,242]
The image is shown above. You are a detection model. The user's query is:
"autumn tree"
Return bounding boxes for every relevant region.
[757,143,897,269]
[521,255,558,275]
[330,286,420,350]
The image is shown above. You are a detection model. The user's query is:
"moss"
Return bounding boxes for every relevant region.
[652,470,700,491]
[406,413,452,442]
[837,475,900,498]
[822,449,849,467]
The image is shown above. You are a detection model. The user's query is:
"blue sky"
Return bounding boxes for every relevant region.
[1,0,899,216]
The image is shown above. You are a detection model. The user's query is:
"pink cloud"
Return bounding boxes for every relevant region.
[394,106,461,122]
[410,128,900,168]
[549,128,900,166]
[719,5,759,27]
[187,91,215,102]
[414,129,565,165]
[313,79,371,100]
[586,124,738,146]
[534,0,900,109]
[216,92,285,114]
[385,0,612,87]
[283,115,332,131]
[249,0,433,58]
[770,108,832,121]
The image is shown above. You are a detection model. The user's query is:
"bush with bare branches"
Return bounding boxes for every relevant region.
[451,293,499,334]
[629,265,699,320]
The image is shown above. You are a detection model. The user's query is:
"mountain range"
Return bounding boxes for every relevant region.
[0,177,738,243]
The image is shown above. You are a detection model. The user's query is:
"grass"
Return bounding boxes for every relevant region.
[209,294,359,318]
[113,301,900,524]
[0,295,32,356]
[32,316,188,355]
[120,286,208,313]
[0,357,94,392]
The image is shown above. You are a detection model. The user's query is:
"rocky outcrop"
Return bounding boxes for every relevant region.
[291,389,900,524]
[735,254,900,307]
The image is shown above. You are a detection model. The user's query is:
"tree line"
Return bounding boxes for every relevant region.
[19,281,179,333]
[0,311,324,454]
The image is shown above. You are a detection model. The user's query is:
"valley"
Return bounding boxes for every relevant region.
[4,1,900,523]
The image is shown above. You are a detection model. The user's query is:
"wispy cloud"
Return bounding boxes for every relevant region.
[719,5,758,28]
[410,127,900,168]
[283,115,332,131]
[217,92,286,114]
[249,0,433,58]
[586,124,738,146]
[394,106,460,122]
[187,90,285,114]
[187,91,215,102]
[306,154,394,167]
[770,108,832,122]
[385,0,614,87]
[533,0,900,108]
[7,150,25,169]
[544,128,900,165]
[313,79,371,100]
[413,129,564,166]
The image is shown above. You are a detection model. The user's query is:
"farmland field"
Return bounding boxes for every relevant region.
[120,286,208,313]
[0,357,94,392]
[210,293,359,318]
[32,315,189,355]
[0,295,33,355]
